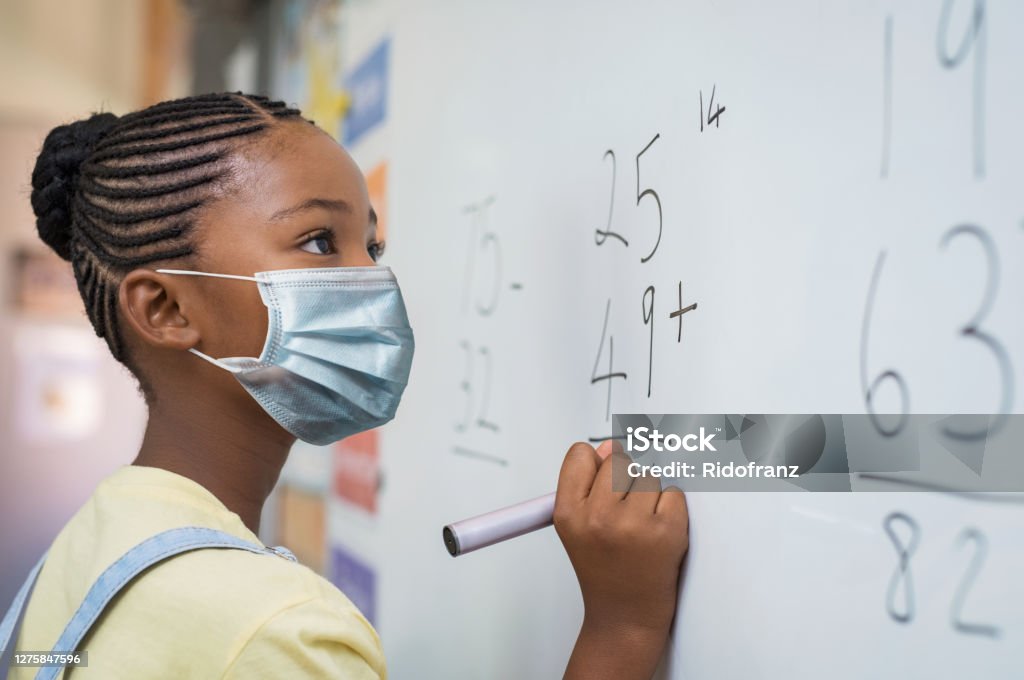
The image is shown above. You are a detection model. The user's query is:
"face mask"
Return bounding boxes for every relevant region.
[155,265,415,445]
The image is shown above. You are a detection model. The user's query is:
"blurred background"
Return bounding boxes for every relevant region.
[0,0,350,612]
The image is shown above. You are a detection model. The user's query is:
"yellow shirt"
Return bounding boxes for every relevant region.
[11,465,386,679]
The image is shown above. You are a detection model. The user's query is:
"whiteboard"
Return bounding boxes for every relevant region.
[313,2,1024,677]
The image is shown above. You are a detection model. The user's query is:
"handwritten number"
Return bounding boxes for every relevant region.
[475,346,499,432]
[455,341,499,434]
[590,299,627,442]
[636,134,663,263]
[884,512,919,624]
[461,205,478,314]
[950,528,1001,638]
[882,518,1002,638]
[476,231,501,316]
[700,86,726,131]
[642,286,655,398]
[939,225,1012,439]
[462,197,499,315]
[860,251,910,436]
[597,135,662,260]
[936,0,986,177]
[455,340,473,432]
[596,150,627,246]
[707,85,725,127]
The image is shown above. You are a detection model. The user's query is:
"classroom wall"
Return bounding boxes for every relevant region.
[0,0,331,608]
[0,0,190,608]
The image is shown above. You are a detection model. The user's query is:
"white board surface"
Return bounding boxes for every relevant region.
[319,2,1024,677]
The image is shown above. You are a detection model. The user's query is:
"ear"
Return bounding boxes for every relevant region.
[119,269,201,351]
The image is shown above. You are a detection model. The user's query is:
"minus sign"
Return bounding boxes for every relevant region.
[510,282,523,290]
[587,435,627,443]
[453,445,509,466]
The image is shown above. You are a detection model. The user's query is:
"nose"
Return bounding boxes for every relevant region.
[339,237,378,268]
[344,253,377,268]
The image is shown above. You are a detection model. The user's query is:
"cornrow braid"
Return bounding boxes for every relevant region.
[30,91,311,366]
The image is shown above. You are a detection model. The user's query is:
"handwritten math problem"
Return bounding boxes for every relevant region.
[377,1,1024,676]
[587,123,705,441]
[867,0,1022,644]
[451,195,523,466]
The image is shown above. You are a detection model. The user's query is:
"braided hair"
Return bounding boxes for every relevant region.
[30,91,311,370]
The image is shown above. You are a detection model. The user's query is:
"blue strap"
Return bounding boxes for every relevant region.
[0,553,48,676]
[0,527,295,680]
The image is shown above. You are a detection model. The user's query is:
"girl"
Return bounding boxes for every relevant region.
[2,92,688,679]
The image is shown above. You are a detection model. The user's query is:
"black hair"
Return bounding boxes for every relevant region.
[29,91,312,373]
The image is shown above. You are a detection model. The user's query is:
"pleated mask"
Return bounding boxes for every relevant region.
[156,265,415,445]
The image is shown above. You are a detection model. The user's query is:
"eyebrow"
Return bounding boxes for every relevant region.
[268,197,354,222]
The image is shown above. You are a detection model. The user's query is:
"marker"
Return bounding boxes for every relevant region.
[442,492,556,557]
[443,441,617,557]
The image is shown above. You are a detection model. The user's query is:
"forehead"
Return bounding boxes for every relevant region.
[228,122,369,218]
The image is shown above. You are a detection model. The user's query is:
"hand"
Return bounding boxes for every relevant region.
[554,440,689,680]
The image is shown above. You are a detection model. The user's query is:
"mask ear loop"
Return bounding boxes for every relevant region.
[154,268,261,373]
[186,347,248,374]
[155,269,259,283]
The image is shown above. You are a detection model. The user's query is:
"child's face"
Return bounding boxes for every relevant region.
[171,121,380,364]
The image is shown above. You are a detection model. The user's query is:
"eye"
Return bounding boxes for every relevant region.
[367,240,386,262]
[299,229,335,255]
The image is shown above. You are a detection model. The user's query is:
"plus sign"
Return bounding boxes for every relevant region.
[669,281,697,342]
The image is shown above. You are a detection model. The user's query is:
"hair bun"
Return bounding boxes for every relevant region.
[30,111,120,261]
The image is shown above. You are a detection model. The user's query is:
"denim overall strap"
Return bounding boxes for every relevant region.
[0,553,48,676]
[0,526,296,680]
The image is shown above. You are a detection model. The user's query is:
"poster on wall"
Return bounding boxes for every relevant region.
[365,161,388,243]
[11,323,102,445]
[273,0,348,140]
[332,428,380,514]
[343,37,389,146]
[329,543,377,627]
[276,483,327,573]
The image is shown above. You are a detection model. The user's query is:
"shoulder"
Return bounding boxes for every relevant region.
[122,547,386,678]
[221,593,387,679]
[135,545,371,627]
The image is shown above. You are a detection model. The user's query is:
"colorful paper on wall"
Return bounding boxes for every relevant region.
[277,484,327,573]
[329,544,377,626]
[273,0,347,140]
[365,161,388,242]
[11,323,102,445]
[344,37,389,146]
[332,429,380,514]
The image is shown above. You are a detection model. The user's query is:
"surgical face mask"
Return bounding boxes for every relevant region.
[156,265,415,445]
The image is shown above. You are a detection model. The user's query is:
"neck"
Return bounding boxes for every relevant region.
[133,389,295,535]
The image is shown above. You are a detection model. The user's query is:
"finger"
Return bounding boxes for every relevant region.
[556,442,603,504]
[594,439,614,461]
[623,471,662,514]
[655,485,689,527]
[590,445,634,506]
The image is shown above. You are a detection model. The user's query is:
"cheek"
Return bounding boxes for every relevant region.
[199,284,270,358]
[237,293,271,357]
